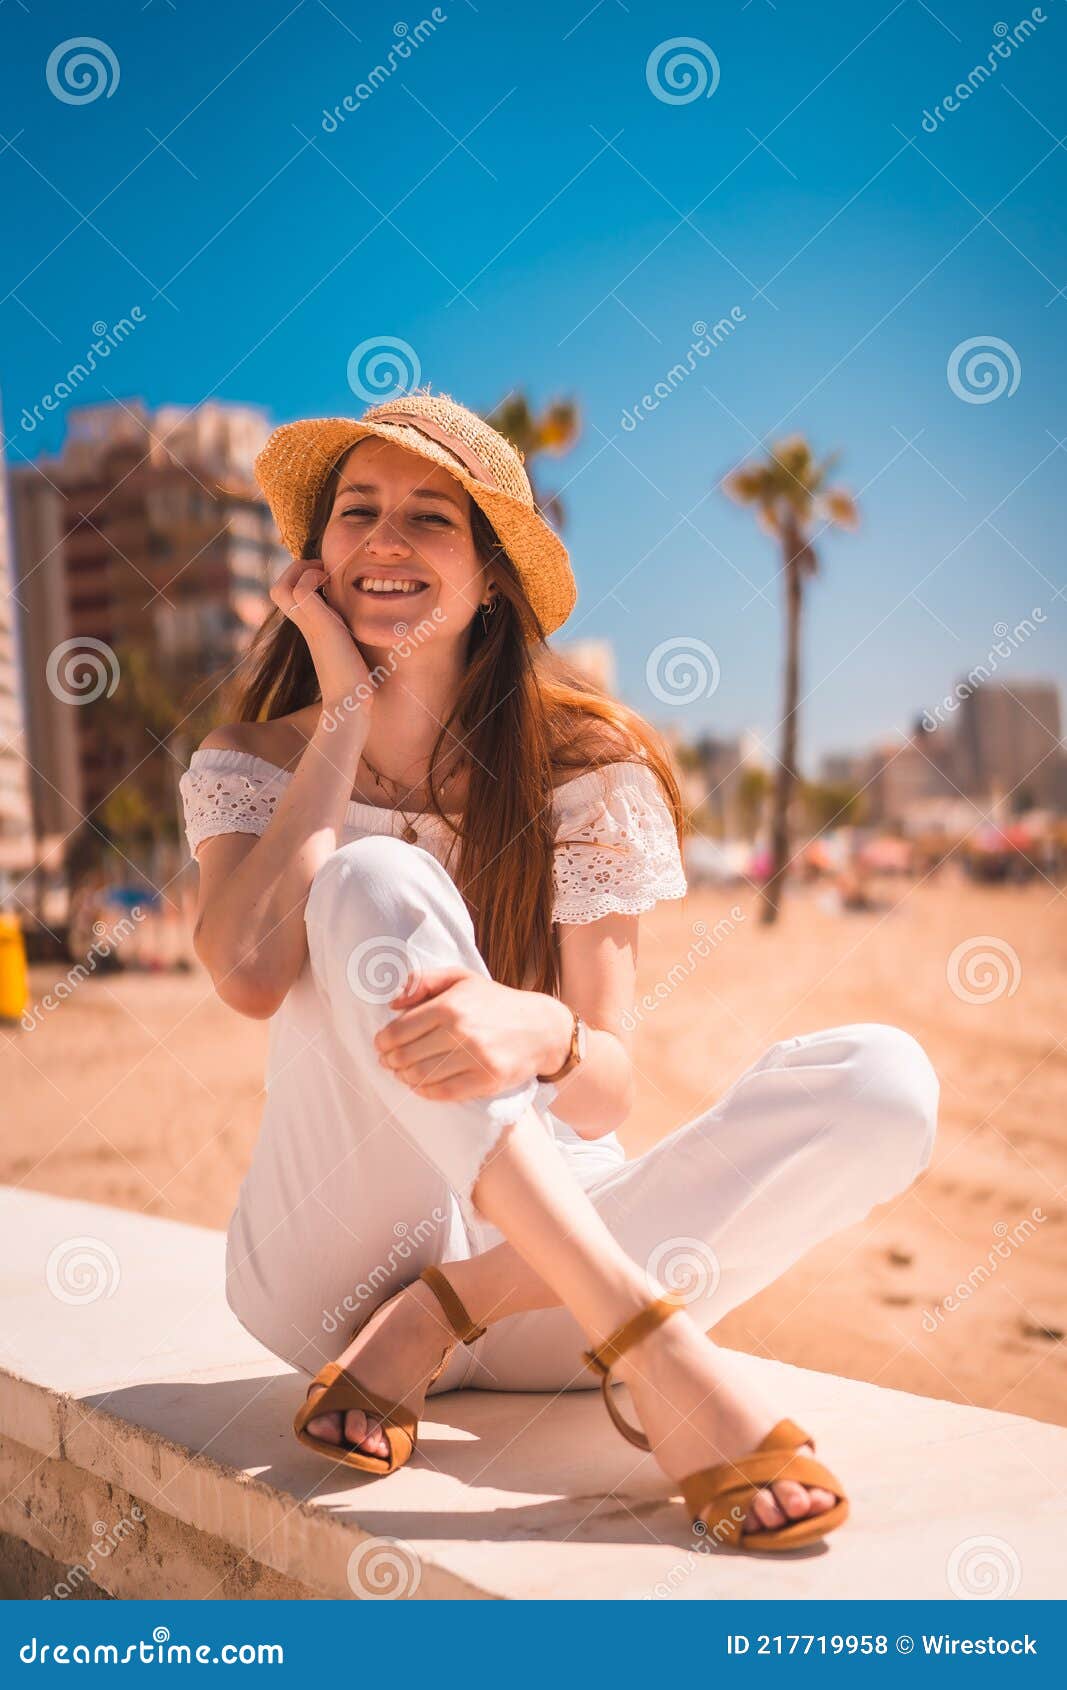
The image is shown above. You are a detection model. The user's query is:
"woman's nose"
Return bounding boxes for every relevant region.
[363,520,411,557]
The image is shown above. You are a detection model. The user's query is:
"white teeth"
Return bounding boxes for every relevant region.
[355,577,426,594]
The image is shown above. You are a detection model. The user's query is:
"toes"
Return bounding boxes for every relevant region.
[303,1404,391,1459]
[806,1485,838,1516]
[770,1479,813,1521]
[343,1409,388,1458]
[749,1487,788,1532]
[305,1411,343,1446]
[341,1408,371,1449]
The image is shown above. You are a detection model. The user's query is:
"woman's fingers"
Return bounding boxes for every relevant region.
[398,1049,476,1090]
[271,561,326,616]
[270,554,324,602]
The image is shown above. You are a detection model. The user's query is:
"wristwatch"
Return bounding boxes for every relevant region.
[536,1006,588,1083]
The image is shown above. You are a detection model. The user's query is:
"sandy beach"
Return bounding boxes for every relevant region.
[5,872,1063,1427]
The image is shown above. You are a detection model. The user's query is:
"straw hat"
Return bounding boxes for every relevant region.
[253,391,577,639]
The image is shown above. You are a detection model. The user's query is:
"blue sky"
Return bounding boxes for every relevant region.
[2,0,1064,765]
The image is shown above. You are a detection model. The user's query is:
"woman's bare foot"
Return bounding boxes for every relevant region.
[612,1309,838,1538]
[304,1278,459,1459]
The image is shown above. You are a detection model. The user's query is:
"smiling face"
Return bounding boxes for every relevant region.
[316,436,492,645]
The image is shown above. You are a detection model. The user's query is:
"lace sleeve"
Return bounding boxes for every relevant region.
[551,761,688,926]
[178,748,289,860]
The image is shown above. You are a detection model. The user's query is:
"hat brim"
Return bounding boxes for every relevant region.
[253,416,577,640]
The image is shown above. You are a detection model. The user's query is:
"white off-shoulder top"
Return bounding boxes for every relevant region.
[178,746,688,927]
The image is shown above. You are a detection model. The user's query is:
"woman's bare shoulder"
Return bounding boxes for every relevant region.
[197,710,313,771]
[548,720,643,789]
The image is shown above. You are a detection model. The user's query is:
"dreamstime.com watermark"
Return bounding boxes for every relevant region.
[43,1508,146,1599]
[21,909,146,1031]
[620,310,746,431]
[644,1514,747,1594]
[19,1629,284,1665]
[19,312,146,433]
[920,1208,1047,1332]
[622,909,744,1033]
[320,607,446,733]
[323,1210,450,1333]
[919,11,1047,133]
[920,610,1045,731]
[320,12,447,132]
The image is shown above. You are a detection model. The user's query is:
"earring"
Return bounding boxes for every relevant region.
[478,592,499,631]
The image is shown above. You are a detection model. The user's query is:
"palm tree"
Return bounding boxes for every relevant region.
[722,436,859,925]
[485,394,581,530]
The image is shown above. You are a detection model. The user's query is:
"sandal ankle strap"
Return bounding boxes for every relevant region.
[419,1264,487,1345]
[581,1294,686,1451]
[582,1293,685,1376]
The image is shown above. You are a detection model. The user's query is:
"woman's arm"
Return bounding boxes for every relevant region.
[524,911,640,1140]
[375,911,640,1140]
[193,554,376,1019]
[192,709,369,1019]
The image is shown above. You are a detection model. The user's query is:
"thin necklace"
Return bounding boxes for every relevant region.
[358,750,464,845]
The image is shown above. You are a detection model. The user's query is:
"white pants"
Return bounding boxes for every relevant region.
[224,835,940,1396]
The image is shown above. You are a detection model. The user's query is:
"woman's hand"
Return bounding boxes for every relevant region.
[373,966,573,1101]
[270,556,374,718]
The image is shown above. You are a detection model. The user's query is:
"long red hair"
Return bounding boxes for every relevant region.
[220,452,686,995]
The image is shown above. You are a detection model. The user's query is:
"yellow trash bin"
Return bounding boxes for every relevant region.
[0,910,29,1024]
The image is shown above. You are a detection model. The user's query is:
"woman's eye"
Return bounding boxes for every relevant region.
[339,506,449,526]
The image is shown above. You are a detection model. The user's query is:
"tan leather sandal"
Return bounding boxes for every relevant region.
[292,1264,486,1475]
[581,1295,849,1552]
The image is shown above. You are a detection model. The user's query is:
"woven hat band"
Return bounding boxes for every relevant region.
[370,410,505,494]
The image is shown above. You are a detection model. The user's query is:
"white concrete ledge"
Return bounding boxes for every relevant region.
[0,1188,1063,1600]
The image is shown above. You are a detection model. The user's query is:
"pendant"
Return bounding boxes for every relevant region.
[401,822,419,844]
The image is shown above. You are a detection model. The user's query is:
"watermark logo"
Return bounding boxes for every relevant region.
[644,1512,747,1593]
[646,38,720,105]
[346,335,422,403]
[346,935,425,1005]
[947,336,1020,404]
[920,1208,1045,1332]
[622,910,745,1033]
[646,636,721,706]
[46,1237,121,1306]
[322,1208,449,1333]
[646,1237,721,1305]
[321,11,448,133]
[21,908,146,1031]
[946,936,1021,1004]
[347,1534,422,1598]
[46,37,120,104]
[45,1508,146,1599]
[46,637,120,705]
[620,311,746,431]
[919,12,1047,134]
[20,311,146,433]
[946,1534,1022,1598]
[319,607,447,733]
[920,610,1045,731]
